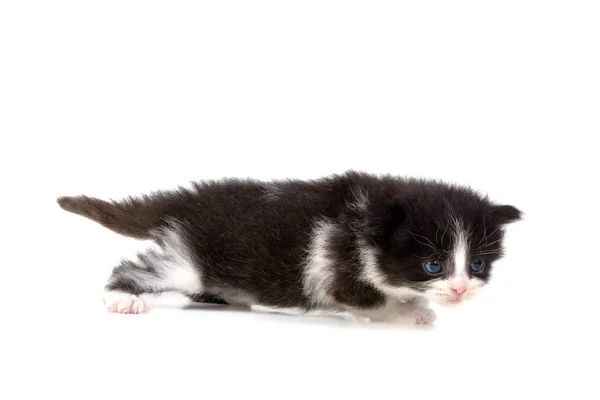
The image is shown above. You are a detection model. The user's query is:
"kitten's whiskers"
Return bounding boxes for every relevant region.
[408,231,439,252]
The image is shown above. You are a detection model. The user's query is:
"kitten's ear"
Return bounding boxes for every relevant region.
[364,197,408,248]
[490,204,523,225]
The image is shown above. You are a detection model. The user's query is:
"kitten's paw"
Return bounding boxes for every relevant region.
[104,292,147,314]
[387,308,436,325]
[414,308,436,325]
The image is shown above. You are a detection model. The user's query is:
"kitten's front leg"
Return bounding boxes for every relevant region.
[401,297,436,325]
[354,297,436,325]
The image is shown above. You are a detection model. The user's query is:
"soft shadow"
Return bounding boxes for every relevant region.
[179,302,435,331]
[181,302,251,312]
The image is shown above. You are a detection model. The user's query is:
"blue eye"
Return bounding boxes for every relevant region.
[423,261,443,274]
[470,259,485,272]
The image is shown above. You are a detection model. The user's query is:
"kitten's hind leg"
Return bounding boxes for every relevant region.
[103,225,203,314]
[104,290,147,314]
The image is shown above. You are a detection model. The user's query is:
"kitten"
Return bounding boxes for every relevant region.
[57,171,521,324]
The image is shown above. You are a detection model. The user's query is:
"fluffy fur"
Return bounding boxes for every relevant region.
[58,171,521,323]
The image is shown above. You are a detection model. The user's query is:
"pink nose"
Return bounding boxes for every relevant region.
[450,280,467,296]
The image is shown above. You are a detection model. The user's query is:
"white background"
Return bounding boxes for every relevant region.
[1,1,599,399]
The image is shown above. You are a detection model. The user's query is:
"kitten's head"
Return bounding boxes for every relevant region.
[362,182,521,306]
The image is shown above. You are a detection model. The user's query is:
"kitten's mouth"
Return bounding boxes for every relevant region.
[435,296,464,306]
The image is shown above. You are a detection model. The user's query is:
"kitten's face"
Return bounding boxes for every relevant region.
[365,188,521,306]
[402,213,510,306]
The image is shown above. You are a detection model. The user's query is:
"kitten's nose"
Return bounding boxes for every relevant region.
[450,280,467,296]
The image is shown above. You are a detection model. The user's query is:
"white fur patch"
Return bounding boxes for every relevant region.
[461,277,486,300]
[106,224,202,295]
[211,287,257,306]
[302,221,339,307]
[157,227,202,293]
[450,217,469,278]
[359,240,421,300]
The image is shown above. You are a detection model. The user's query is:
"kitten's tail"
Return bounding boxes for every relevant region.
[57,195,160,240]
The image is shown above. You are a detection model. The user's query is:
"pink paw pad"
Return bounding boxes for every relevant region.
[105,294,146,314]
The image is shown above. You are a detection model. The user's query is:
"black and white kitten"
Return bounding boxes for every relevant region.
[58,171,521,324]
